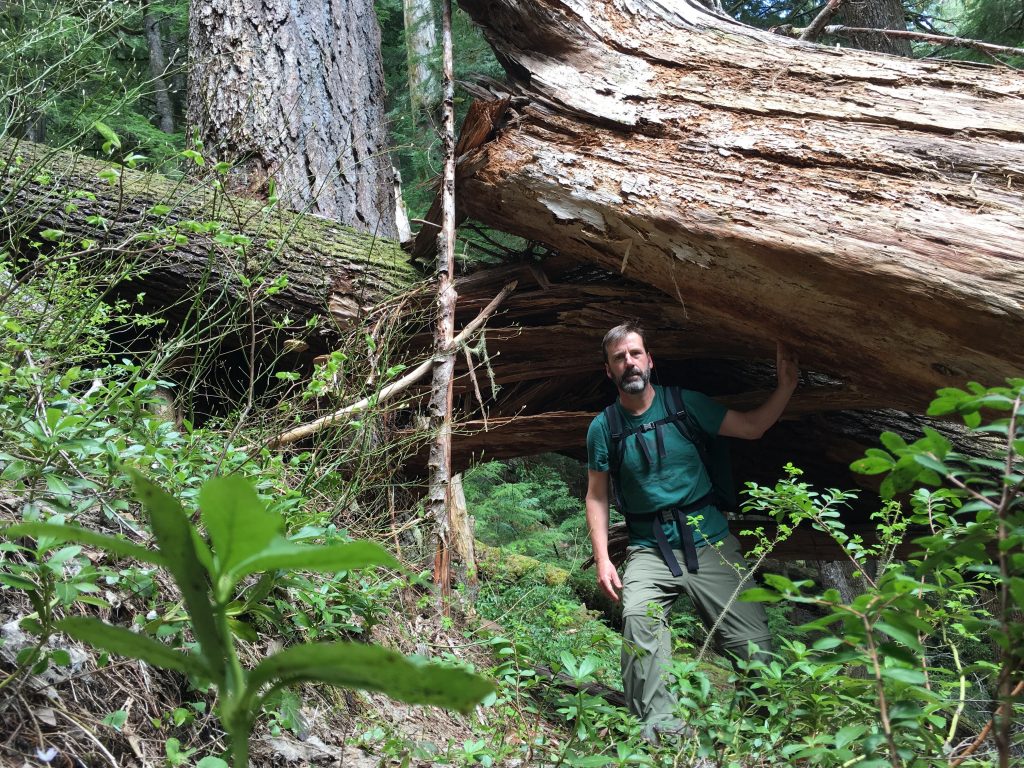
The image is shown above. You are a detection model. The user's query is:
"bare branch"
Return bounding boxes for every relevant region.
[787,24,1024,58]
[800,0,847,42]
[267,281,517,448]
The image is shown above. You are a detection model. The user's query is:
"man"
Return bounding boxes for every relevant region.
[585,322,798,739]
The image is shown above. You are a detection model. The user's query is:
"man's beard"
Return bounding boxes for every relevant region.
[617,365,651,394]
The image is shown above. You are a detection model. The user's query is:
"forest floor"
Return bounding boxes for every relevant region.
[0,590,569,768]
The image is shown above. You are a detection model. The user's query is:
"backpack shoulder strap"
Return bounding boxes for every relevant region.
[664,387,712,476]
[602,403,629,511]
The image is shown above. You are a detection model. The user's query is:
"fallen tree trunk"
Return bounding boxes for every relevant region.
[452,0,1024,411]
[0,139,418,354]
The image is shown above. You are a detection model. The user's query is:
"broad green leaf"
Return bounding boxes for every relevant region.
[879,432,907,453]
[1008,577,1024,610]
[198,475,282,580]
[739,587,781,603]
[575,656,598,681]
[248,642,494,714]
[6,522,163,566]
[92,121,121,149]
[58,617,207,678]
[229,539,399,582]
[196,758,229,768]
[875,621,924,651]
[879,666,925,685]
[130,471,226,683]
[911,454,947,475]
[835,724,867,749]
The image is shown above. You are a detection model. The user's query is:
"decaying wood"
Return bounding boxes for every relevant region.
[452,0,1024,412]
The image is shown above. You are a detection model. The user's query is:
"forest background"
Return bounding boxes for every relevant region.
[0,0,1022,767]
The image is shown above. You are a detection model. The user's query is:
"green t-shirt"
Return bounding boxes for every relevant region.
[587,386,729,549]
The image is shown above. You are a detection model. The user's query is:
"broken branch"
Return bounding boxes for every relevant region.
[267,281,517,448]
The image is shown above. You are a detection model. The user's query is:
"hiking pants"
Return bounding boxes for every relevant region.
[620,534,772,725]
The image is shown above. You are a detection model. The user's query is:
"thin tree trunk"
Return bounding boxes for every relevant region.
[428,0,457,597]
[187,0,397,236]
[143,3,175,134]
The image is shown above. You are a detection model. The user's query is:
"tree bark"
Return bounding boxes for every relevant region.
[835,0,913,56]
[452,0,1024,413]
[187,0,397,237]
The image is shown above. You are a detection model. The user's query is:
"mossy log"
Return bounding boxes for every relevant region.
[0,139,418,356]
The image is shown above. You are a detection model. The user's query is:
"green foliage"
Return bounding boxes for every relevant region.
[737,380,1024,767]
[6,473,493,766]
[1,0,188,165]
[464,456,587,563]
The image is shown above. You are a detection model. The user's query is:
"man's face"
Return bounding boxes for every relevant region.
[605,332,653,394]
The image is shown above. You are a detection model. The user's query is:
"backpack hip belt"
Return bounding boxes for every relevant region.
[628,490,714,577]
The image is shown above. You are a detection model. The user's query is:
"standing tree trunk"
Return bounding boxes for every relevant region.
[187,0,397,237]
[404,0,439,119]
[836,0,913,56]
[143,2,176,134]
[428,0,457,598]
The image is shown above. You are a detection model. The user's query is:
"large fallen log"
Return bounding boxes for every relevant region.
[451,0,1024,411]
[0,139,418,355]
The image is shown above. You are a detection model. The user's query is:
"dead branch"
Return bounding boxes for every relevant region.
[267,281,517,448]
[799,0,847,42]
[791,24,1024,58]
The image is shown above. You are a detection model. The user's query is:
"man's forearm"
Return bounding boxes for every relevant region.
[745,382,796,436]
[586,500,612,564]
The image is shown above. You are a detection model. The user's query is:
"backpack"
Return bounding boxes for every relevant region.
[603,386,736,514]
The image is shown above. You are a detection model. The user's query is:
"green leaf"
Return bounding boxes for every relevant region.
[911,454,947,475]
[92,121,121,150]
[879,432,907,453]
[130,471,226,684]
[835,724,867,749]
[739,587,781,603]
[6,522,164,566]
[58,617,207,678]
[229,539,399,581]
[875,620,924,652]
[196,758,229,768]
[879,666,925,685]
[198,475,282,582]
[101,709,128,730]
[1008,577,1024,611]
[248,642,494,714]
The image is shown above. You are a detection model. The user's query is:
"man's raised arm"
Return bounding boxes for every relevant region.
[719,342,799,440]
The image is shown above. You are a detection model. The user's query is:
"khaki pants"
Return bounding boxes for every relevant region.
[620,535,771,725]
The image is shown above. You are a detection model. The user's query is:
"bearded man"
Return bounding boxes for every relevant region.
[585,322,798,741]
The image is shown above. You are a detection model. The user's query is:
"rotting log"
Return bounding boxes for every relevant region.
[450,0,1024,412]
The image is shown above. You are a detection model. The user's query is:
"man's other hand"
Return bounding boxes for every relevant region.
[596,558,623,602]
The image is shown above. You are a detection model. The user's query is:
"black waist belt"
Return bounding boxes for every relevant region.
[629,491,714,577]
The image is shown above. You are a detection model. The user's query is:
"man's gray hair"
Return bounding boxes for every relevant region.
[602,322,648,362]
